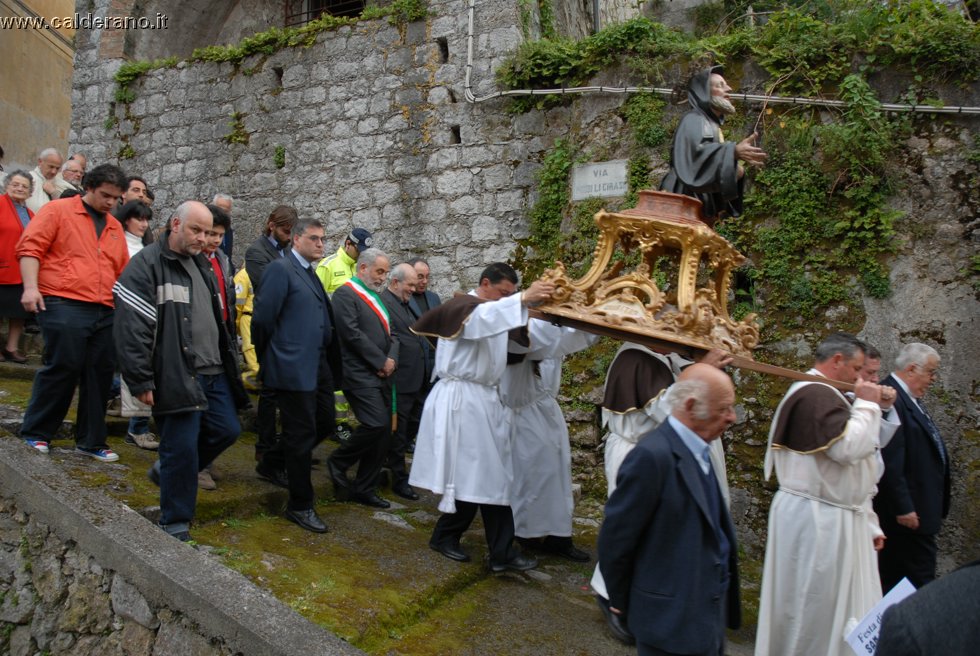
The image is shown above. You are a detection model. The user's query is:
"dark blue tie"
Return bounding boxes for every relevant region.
[916,399,947,468]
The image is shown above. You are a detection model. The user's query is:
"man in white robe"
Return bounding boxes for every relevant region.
[501,320,597,562]
[409,263,554,572]
[756,332,899,656]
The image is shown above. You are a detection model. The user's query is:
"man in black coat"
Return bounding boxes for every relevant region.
[329,248,399,509]
[875,342,951,591]
[380,263,429,501]
[251,218,339,533]
[243,205,297,466]
[598,364,740,656]
[659,65,766,227]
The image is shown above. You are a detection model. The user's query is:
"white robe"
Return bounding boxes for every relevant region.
[591,344,729,598]
[409,293,527,512]
[501,320,597,538]
[755,373,887,656]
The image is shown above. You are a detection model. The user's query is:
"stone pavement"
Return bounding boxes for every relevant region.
[0,361,753,655]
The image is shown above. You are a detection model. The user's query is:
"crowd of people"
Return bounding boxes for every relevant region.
[1,123,962,655]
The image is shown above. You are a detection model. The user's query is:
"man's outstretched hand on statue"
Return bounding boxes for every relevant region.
[735,132,767,168]
[698,348,734,369]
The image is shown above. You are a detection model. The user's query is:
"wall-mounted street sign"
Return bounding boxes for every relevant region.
[571,159,628,201]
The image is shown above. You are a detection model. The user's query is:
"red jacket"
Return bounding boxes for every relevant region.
[0,194,32,285]
[15,196,129,307]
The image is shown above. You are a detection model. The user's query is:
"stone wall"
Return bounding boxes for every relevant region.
[0,440,364,656]
[0,498,232,656]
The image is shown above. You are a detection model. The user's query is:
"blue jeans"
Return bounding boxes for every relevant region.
[154,373,240,534]
[20,297,115,449]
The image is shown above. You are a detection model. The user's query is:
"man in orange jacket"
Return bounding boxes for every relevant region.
[16,164,129,462]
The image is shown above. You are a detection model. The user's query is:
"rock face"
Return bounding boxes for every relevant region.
[67,0,978,570]
[0,497,232,656]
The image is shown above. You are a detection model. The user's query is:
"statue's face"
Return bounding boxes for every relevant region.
[709,74,736,116]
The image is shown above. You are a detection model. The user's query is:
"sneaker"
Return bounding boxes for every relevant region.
[106,397,122,417]
[172,531,193,543]
[76,447,120,463]
[197,468,217,491]
[25,439,49,454]
[125,431,160,450]
[334,422,353,443]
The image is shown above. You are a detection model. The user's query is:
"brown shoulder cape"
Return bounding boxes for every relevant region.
[770,383,852,453]
[410,292,529,347]
[602,348,676,414]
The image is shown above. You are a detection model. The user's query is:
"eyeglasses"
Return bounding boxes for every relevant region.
[304,235,325,243]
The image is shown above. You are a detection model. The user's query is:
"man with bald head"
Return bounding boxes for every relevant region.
[379,263,429,500]
[26,148,64,213]
[114,201,248,542]
[599,364,740,656]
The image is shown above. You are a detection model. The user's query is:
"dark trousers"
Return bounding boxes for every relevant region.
[431,501,516,564]
[878,528,938,591]
[638,644,723,656]
[21,297,115,449]
[254,387,278,459]
[155,373,240,534]
[272,389,318,511]
[255,368,337,472]
[329,386,391,495]
[387,389,421,486]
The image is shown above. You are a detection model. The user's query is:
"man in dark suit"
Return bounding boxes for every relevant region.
[598,363,740,656]
[380,263,429,501]
[875,342,951,591]
[406,257,440,451]
[251,218,338,533]
[243,205,297,467]
[329,248,398,509]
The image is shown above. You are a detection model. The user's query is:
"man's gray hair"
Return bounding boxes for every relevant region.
[38,147,62,160]
[667,379,711,420]
[212,193,233,203]
[814,332,865,363]
[3,170,33,192]
[357,247,387,268]
[390,263,415,283]
[291,217,323,238]
[895,343,939,370]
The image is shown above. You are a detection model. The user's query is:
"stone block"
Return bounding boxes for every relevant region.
[110,573,158,629]
[357,117,380,135]
[0,585,33,623]
[450,195,480,216]
[7,624,32,656]
[57,574,113,634]
[351,208,381,232]
[435,170,473,196]
[31,552,66,604]
[470,216,499,242]
[370,181,400,205]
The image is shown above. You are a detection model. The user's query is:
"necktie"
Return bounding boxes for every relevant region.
[916,399,947,468]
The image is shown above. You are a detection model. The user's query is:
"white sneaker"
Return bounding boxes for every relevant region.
[125,432,160,450]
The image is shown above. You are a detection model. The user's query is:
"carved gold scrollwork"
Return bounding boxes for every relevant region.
[534,190,760,357]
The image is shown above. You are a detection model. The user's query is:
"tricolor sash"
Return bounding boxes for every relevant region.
[344,277,390,334]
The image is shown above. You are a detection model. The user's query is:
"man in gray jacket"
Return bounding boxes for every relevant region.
[328,248,398,509]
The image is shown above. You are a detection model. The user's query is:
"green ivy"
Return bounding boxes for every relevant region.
[526,138,574,265]
[621,93,670,150]
[274,145,286,169]
[497,3,980,107]
[112,3,427,104]
[224,112,250,145]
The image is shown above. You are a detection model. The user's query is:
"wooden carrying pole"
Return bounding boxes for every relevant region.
[529,310,857,393]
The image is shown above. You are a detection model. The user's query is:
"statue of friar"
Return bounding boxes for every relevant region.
[659,65,767,227]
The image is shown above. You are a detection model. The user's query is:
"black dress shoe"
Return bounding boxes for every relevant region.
[349,491,391,509]
[284,508,328,533]
[541,535,591,562]
[429,541,471,562]
[595,594,635,645]
[255,463,289,489]
[392,482,419,500]
[489,553,538,573]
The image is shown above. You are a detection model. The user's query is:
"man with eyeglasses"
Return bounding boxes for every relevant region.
[875,342,951,591]
[252,218,339,533]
